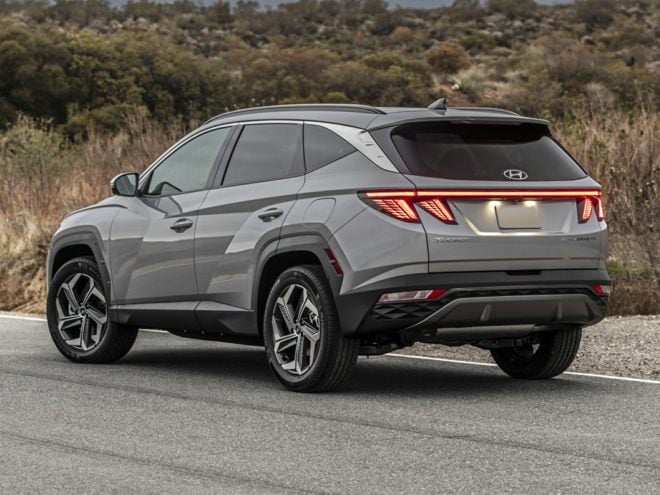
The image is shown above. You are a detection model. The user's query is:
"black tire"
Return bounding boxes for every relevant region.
[490,327,582,379]
[47,256,138,364]
[263,265,359,392]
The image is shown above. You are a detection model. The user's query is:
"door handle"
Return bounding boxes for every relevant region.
[170,218,194,232]
[258,208,284,222]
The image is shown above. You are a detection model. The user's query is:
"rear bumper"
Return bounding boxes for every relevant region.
[335,269,609,337]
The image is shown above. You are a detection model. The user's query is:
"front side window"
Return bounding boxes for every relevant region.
[223,124,303,186]
[147,127,230,196]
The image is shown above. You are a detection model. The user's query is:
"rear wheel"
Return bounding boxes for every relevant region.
[490,327,582,379]
[263,265,359,392]
[47,256,138,364]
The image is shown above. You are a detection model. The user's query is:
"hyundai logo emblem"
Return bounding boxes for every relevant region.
[503,169,528,180]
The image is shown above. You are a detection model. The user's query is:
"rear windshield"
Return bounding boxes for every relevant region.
[389,122,586,181]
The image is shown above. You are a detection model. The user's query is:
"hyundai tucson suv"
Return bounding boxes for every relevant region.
[46,102,610,392]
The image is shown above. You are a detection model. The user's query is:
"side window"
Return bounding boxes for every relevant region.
[146,127,230,196]
[304,124,356,172]
[223,124,303,186]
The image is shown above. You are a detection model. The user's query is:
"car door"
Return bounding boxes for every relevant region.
[194,122,305,335]
[109,126,233,328]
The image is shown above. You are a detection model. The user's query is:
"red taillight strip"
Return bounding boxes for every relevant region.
[365,190,416,198]
[416,189,602,198]
[366,189,602,199]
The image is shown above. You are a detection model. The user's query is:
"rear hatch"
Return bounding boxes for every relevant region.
[379,121,605,272]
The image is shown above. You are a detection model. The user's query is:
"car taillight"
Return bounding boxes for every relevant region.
[417,199,456,224]
[361,191,455,224]
[369,198,419,223]
[578,196,604,223]
[361,189,603,225]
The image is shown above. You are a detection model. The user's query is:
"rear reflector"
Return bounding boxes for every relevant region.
[324,249,343,275]
[361,189,604,224]
[590,284,611,295]
[378,288,448,303]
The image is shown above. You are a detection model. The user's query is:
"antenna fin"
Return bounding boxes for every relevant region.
[427,98,447,111]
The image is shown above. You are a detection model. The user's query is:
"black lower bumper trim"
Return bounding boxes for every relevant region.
[372,287,607,321]
[335,269,610,336]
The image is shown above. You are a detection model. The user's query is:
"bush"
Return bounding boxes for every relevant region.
[575,0,618,31]
[426,42,470,75]
[486,0,536,19]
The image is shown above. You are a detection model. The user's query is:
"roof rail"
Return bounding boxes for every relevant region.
[450,106,520,116]
[205,103,386,124]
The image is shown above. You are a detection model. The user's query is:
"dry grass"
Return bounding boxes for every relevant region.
[0,109,657,314]
[0,113,181,312]
[553,106,659,314]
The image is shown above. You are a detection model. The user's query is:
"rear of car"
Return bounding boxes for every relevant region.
[329,112,609,348]
[45,103,611,392]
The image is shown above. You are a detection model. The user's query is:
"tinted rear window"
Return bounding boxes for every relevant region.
[390,123,586,181]
[223,124,303,186]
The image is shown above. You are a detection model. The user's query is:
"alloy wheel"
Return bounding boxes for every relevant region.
[55,273,108,351]
[271,283,321,375]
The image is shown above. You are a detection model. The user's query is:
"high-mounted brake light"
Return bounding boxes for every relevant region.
[361,189,604,225]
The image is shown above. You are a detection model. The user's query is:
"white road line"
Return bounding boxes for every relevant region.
[2,313,658,385]
[0,314,46,322]
[387,353,660,385]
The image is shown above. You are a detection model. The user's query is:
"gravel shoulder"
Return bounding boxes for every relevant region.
[3,312,659,380]
[398,315,660,380]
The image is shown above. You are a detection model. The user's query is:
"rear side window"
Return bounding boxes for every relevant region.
[390,123,586,181]
[304,124,356,172]
[223,124,303,186]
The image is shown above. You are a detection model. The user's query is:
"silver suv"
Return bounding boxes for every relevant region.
[47,102,610,392]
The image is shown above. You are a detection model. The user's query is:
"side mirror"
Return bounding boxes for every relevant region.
[111,172,139,197]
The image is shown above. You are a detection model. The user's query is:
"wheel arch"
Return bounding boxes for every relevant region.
[48,230,112,303]
[254,235,341,336]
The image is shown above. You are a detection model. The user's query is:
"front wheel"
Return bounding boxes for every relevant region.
[490,327,582,379]
[47,256,138,364]
[263,265,359,392]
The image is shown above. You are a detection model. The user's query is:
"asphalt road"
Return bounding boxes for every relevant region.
[1,315,659,494]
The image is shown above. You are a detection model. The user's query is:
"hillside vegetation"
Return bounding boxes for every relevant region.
[0,0,658,314]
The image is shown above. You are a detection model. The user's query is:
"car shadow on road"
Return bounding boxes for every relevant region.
[347,356,588,398]
[120,340,593,398]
